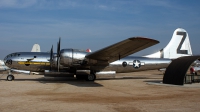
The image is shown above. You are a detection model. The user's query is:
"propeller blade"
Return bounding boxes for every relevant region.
[57,57,60,72]
[50,45,53,70]
[57,37,61,72]
[58,37,61,56]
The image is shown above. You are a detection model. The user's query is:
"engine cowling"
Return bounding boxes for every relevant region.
[59,49,88,67]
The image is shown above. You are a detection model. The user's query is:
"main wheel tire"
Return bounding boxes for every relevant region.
[86,74,96,81]
[7,75,14,81]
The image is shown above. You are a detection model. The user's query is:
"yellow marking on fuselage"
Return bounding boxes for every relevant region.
[18,61,50,65]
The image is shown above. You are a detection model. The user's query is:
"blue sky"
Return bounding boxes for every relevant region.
[0,0,200,59]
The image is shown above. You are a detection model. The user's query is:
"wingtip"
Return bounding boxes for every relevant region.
[129,37,159,43]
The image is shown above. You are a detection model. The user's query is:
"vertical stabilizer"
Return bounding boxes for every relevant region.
[31,44,41,52]
[144,28,192,59]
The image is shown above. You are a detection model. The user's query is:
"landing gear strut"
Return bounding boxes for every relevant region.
[7,70,14,81]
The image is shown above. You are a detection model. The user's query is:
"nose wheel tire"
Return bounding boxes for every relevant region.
[86,74,96,81]
[7,75,14,81]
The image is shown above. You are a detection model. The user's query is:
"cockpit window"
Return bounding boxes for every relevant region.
[6,53,21,58]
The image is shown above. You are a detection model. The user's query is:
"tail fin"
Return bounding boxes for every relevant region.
[145,28,192,59]
[31,44,41,52]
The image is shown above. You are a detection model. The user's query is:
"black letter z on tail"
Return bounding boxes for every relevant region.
[176,32,188,54]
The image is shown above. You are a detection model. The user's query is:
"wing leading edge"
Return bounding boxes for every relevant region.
[86,37,159,63]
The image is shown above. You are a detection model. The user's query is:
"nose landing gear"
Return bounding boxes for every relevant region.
[7,75,15,81]
[6,70,14,81]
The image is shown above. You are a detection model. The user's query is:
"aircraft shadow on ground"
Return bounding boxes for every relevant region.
[39,77,103,87]
[0,75,103,87]
[143,80,163,83]
[0,74,163,87]
[108,76,162,80]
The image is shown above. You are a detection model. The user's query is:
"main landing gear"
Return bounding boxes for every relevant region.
[7,70,15,81]
[76,72,96,81]
[86,73,96,81]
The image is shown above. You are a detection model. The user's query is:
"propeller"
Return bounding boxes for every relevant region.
[50,45,53,71]
[57,37,61,72]
[49,37,61,72]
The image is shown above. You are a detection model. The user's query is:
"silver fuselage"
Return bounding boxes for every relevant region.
[4,50,171,73]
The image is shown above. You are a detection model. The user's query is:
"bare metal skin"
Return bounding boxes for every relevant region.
[4,51,171,73]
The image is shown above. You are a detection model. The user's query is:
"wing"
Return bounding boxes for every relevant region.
[86,37,159,63]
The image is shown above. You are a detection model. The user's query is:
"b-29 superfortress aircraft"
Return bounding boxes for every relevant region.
[4,28,192,81]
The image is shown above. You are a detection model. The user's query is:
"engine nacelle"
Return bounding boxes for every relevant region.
[60,49,88,67]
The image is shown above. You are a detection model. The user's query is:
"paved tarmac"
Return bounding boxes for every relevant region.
[0,70,200,112]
